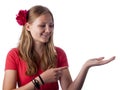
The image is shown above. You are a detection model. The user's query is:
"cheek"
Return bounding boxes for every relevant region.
[30,29,38,37]
[29,26,45,37]
[50,31,53,36]
[30,29,44,39]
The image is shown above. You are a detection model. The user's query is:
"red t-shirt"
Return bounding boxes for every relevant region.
[5,47,68,90]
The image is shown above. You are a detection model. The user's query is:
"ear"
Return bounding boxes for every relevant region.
[25,23,31,31]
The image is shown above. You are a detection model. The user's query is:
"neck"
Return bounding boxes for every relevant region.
[34,41,45,55]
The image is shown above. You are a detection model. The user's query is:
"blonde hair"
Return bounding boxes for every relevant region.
[18,5,57,76]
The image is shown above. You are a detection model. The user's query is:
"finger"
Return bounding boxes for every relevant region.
[110,56,116,60]
[102,60,112,64]
[54,71,62,80]
[91,57,104,60]
[57,71,62,78]
[101,56,116,64]
[58,70,62,74]
[96,57,105,60]
[55,75,61,80]
[105,56,116,62]
[55,66,68,71]
[58,66,68,71]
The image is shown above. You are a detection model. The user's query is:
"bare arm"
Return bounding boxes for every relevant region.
[3,66,68,90]
[60,56,115,90]
[3,70,35,90]
[59,67,88,90]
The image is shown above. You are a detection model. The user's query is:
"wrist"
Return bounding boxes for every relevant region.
[32,78,41,89]
[39,75,44,85]
[39,74,46,84]
[83,62,91,69]
[35,76,43,85]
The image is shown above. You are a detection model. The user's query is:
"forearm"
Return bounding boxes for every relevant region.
[66,56,115,90]
[12,81,35,90]
[4,76,41,90]
[68,64,89,90]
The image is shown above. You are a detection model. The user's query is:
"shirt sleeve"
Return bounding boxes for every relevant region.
[5,48,18,70]
[56,47,69,67]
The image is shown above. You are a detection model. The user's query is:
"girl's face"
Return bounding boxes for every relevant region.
[27,13,54,44]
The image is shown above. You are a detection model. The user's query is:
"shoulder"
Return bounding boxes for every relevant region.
[8,48,18,53]
[55,46,67,59]
[6,48,20,63]
[5,48,20,70]
[55,46,66,55]
[55,46,69,67]
[7,48,19,57]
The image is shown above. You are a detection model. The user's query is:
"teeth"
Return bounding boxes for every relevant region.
[42,35,48,38]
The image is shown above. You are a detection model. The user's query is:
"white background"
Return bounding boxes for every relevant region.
[0,0,120,90]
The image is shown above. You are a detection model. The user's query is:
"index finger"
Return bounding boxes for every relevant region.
[55,66,68,71]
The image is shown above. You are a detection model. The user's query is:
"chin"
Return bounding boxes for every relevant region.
[41,39,49,43]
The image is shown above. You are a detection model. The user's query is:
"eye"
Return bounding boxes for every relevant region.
[49,24,54,28]
[39,25,46,28]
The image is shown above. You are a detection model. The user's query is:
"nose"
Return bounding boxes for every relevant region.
[45,25,53,33]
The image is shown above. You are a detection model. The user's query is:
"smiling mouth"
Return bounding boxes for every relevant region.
[41,35,49,39]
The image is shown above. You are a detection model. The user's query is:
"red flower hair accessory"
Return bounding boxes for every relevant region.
[16,10,28,26]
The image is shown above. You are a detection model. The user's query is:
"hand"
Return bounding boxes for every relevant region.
[40,66,68,83]
[85,56,116,68]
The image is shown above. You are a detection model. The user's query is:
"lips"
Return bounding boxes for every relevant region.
[41,34,50,39]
